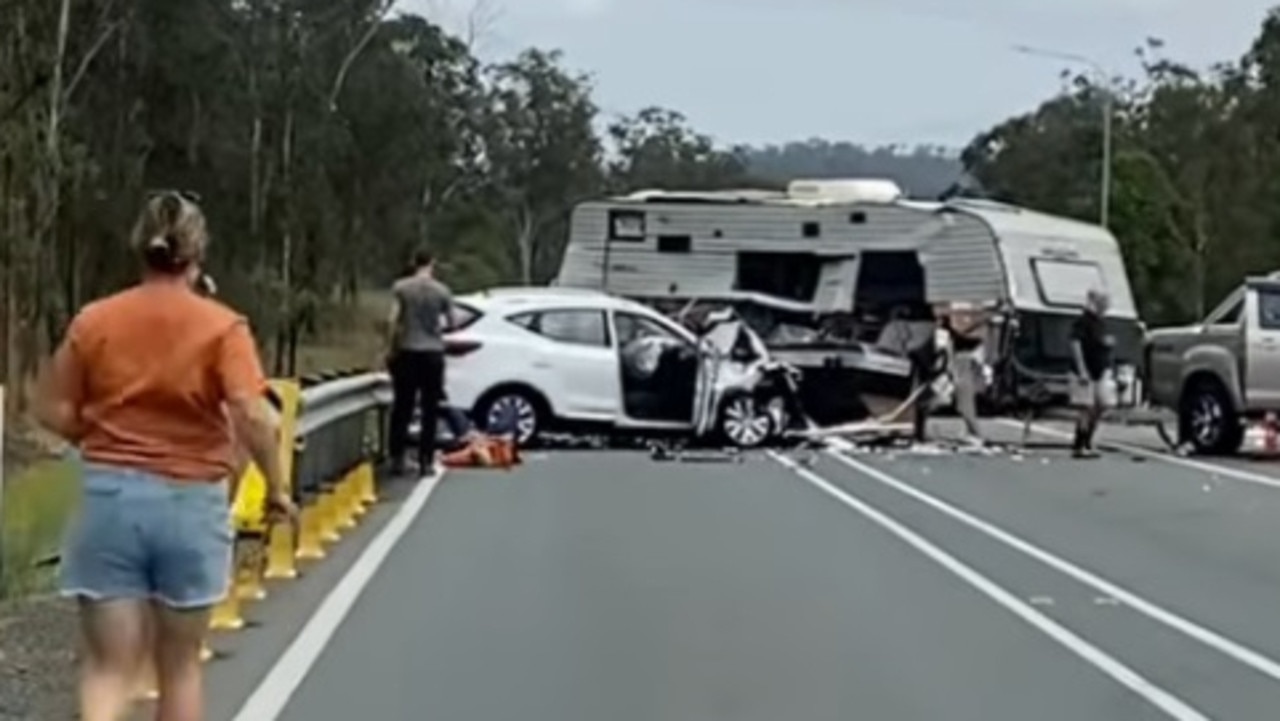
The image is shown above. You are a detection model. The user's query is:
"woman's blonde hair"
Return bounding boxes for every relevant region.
[129,191,208,272]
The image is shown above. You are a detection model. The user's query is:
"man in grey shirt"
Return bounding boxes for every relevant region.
[386,249,454,476]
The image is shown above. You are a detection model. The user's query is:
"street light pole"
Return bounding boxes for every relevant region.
[1012,44,1112,228]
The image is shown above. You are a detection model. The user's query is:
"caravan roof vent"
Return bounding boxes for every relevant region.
[786,178,904,204]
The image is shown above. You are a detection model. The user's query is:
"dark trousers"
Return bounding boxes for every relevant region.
[388,349,446,468]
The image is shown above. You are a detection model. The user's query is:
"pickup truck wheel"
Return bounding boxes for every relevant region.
[1180,380,1243,455]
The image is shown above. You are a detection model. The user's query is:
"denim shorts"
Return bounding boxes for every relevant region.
[59,463,234,610]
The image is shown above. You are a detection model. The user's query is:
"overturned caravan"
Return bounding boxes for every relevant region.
[555,182,1146,420]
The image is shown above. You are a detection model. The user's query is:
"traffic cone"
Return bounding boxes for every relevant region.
[263,522,298,580]
[295,504,326,561]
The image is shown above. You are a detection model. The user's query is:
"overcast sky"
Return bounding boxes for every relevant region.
[400,0,1275,150]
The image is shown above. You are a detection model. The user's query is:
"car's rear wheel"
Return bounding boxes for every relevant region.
[717,392,773,448]
[476,388,545,446]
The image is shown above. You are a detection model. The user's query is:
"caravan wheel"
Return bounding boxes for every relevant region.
[717,393,773,448]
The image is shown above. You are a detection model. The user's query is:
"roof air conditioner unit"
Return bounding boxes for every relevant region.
[786,178,904,204]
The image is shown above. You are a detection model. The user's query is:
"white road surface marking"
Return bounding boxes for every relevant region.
[767,449,1208,720]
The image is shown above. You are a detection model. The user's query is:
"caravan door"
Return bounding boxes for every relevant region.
[813,256,859,312]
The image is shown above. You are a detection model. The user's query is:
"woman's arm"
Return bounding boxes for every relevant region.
[34,333,86,443]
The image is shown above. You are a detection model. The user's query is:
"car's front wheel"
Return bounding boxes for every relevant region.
[717,392,774,448]
[475,388,545,446]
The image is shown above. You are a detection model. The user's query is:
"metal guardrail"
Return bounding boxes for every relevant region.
[0,370,397,699]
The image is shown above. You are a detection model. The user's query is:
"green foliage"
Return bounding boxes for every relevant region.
[963,12,1280,325]
[1,459,77,597]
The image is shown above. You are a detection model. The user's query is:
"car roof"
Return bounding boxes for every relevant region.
[457,286,660,315]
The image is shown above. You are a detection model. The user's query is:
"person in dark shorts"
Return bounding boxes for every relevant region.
[1070,289,1113,458]
[385,249,454,476]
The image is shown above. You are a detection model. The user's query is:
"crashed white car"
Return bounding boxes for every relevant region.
[442,287,801,447]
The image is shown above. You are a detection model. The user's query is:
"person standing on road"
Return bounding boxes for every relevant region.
[385,248,454,476]
[908,307,949,444]
[1070,288,1113,459]
[945,303,989,447]
[35,191,295,721]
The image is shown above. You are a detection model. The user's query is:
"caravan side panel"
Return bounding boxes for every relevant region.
[555,200,940,298]
[920,212,1006,306]
[556,202,737,296]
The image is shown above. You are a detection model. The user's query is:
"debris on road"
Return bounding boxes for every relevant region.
[648,441,745,463]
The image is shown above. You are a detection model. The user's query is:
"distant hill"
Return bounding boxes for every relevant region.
[740,139,967,200]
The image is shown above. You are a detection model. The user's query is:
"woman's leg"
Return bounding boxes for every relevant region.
[59,467,154,721]
[78,598,150,721]
[151,479,234,721]
[152,603,215,721]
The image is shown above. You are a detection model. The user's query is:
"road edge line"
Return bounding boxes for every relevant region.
[995,418,1280,491]
[230,470,447,721]
[822,438,1280,683]
[765,450,1207,721]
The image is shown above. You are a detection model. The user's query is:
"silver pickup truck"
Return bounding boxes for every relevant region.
[1145,275,1280,455]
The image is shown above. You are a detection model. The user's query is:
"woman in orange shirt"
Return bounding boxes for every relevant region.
[36,192,297,721]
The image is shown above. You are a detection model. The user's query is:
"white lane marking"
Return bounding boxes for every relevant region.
[231,470,447,721]
[997,418,1280,492]
[766,450,1208,720]
[824,438,1280,684]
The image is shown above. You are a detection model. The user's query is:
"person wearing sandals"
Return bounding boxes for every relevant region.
[35,191,296,721]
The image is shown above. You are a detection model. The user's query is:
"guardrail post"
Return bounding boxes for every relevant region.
[263,380,302,581]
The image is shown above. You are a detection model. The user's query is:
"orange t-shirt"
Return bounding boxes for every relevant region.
[62,283,267,481]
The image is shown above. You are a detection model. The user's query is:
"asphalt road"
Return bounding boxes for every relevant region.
[192,422,1280,721]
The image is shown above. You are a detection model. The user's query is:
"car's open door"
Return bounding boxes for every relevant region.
[691,338,720,438]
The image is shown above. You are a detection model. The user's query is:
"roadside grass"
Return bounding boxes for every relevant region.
[1,458,78,598]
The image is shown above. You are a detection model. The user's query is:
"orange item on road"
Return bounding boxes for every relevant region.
[441,436,521,469]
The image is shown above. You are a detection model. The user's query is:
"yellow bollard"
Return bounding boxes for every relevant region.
[263,522,298,579]
[345,473,368,519]
[209,571,245,631]
[235,538,267,602]
[333,478,358,530]
[295,503,326,561]
[341,472,366,521]
[317,490,342,543]
[356,462,377,506]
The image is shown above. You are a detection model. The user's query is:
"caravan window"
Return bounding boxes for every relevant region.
[608,210,645,241]
[1031,259,1105,308]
